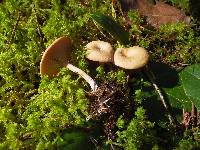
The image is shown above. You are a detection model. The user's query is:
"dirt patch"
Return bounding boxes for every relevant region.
[87,82,134,139]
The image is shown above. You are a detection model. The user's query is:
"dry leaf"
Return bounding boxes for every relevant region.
[119,0,152,12]
[147,1,190,28]
[119,0,190,28]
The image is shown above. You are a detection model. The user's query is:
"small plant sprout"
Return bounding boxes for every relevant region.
[40,37,98,91]
[114,46,149,69]
[85,41,114,63]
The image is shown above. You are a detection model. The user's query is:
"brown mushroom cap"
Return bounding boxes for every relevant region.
[114,46,149,69]
[85,41,114,63]
[40,37,72,78]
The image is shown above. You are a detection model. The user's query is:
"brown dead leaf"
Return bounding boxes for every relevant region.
[119,0,190,28]
[148,1,190,28]
[119,0,152,13]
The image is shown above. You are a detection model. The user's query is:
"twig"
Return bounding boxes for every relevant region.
[191,102,197,128]
[32,4,45,49]
[110,142,115,150]
[145,66,178,126]
[182,108,190,129]
[6,12,21,50]
[108,137,115,150]
[89,136,105,150]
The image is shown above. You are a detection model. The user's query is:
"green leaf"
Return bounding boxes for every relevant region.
[91,13,130,45]
[57,128,94,150]
[180,64,200,109]
[165,85,192,111]
[165,64,200,111]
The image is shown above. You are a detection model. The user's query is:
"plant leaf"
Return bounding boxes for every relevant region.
[164,85,192,111]
[149,62,191,110]
[119,0,190,28]
[91,13,130,45]
[58,128,94,150]
[180,64,200,109]
[147,1,190,28]
[165,64,200,111]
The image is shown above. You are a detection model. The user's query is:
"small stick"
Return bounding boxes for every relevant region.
[145,66,178,126]
[107,136,115,150]
[6,12,21,50]
[89,136,105,150]
[32,4,45,49]
[182,108,190,129]
[191,102,197,128]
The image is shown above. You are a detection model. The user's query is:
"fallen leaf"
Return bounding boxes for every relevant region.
[119,0,152,13]
[119,0,190,28]
[148,1,190,28]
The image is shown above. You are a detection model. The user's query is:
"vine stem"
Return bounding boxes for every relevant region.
[145,66,178,126]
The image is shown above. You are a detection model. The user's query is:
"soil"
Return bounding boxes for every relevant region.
[87,82,134,140]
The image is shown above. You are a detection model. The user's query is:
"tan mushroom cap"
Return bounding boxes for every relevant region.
[85,41,114,63]
[40,37,72,78]
[114,46,149,69]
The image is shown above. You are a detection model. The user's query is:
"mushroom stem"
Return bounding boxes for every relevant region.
[39,37,98,92]
[67,63,98,91]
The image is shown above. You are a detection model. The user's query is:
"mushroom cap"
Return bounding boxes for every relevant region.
[114,46,149,69]
[85,41,114,62]
[40,37,72,78]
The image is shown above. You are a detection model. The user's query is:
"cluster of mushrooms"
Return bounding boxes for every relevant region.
[40,37,178,125]
[40,37,149,92]
[39,37,150,133]
[86,40,149,69]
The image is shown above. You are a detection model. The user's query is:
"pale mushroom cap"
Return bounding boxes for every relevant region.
[40,37,72,78]
[114,46,149,69]
[85,41,114,62]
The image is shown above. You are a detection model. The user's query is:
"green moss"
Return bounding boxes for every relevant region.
[115,107,157,150]
[166,0,189,11]
[96,65,128,85]
[0,0,200,149]
[174,129,200,150]
[0,0,111,148]
[135,22,200,65]
[21,71,89,149]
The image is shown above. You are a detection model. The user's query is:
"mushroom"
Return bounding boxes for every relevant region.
[113,46,177,124]
[40,37,98,91]
[114,46,149,69]
[85,41,114,63]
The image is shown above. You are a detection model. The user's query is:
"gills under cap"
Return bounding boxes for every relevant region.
[114,46,149,69]
[85,41,114,63]
[40,37,72,78]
